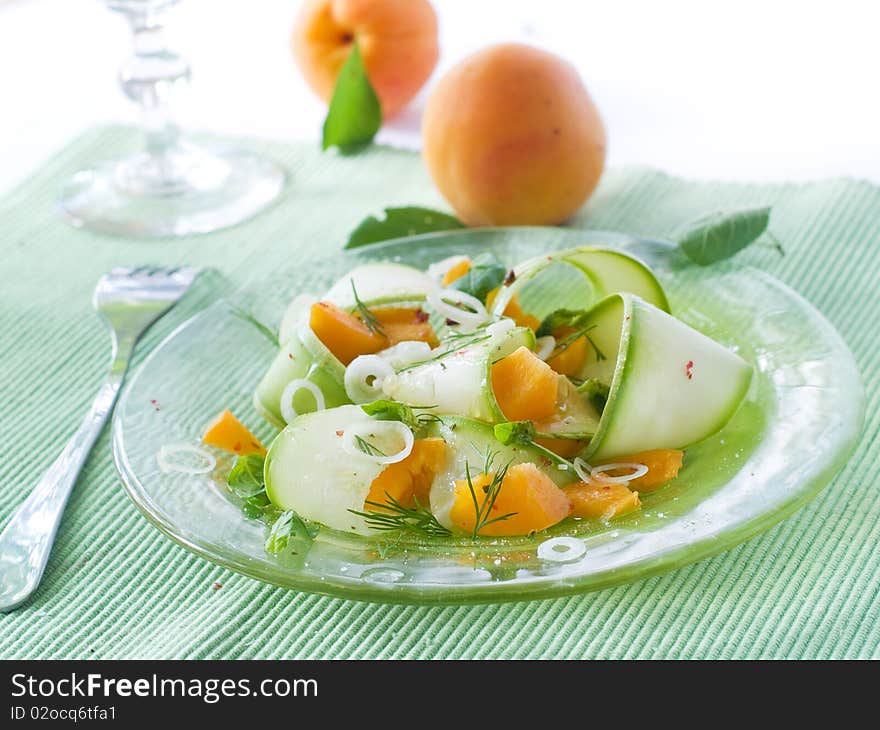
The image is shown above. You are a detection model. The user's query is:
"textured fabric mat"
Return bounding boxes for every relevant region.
[0,126,877,659]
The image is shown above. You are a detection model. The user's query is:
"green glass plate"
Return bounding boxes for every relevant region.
[111,228,865,604]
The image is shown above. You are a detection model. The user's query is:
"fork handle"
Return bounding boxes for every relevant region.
[0,351,130,612]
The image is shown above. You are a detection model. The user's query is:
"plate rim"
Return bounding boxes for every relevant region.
[111,228,866,604]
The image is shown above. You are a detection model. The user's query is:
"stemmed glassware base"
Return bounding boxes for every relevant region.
[60,0,285,237]
[59,141,285,237]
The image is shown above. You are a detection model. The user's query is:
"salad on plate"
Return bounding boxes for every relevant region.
[196,245,752,545]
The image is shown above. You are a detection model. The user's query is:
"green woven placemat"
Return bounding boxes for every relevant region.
[1,127,877,659]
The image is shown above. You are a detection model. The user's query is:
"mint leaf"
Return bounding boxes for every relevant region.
[345,206,464,249]
[577,378,610,413]
[227,454,271,516]
[449,252,507,301]
[677,207,772,266]
[494,420,536,446]
[227,454,265,497]
[322,43,381,152]
[361,399,420,429]
[265,509,318,555]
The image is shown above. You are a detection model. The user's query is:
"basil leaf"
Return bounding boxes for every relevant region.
[494,420,536,446]
[265,509,318,555]
[345,206,464,249]
[536,308,591,338]
[449,252,507,301]
[677,207,771,266]
[322,43,381,152]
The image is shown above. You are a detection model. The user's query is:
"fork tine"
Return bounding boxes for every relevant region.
[104,265,203,286]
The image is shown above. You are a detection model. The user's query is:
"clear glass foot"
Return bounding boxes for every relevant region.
[60,0,285,237]
[59,142,285,236]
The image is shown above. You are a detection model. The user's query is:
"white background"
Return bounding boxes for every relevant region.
[1,0,878,195]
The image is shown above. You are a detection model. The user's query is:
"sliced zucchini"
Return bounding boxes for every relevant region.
[253,324,350,428]
[264,405,389,534]
[278,294,315,346]
[381,325,535,421]
[322,262,437,310]
[264,405,577,535]
[579,294,753,460]
[257,263,438,428]
[489,246,669,318]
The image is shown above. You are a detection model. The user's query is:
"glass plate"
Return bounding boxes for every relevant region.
[111,229,865,604]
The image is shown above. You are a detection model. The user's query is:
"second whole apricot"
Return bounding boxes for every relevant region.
[422,43,606,226]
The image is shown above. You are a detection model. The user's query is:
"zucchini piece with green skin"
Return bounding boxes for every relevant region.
[253,324,350,428]
[380,325,535,422]
[263,405,577,535]
[322,262,438,310]
[580,293,753,460]
[257,262,439,426]
[381,324,601,440]
[489,246,670,318]
[265,405,389,534]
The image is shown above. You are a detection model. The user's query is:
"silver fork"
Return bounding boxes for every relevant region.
[0,266,202,612]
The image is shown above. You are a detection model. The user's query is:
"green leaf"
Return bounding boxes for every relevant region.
[536,308,591,338]
[322,43,382,152]
[494,420,536,446]
[345,206,465,249]
[227,454,266,498]
[361,399,419,429]
[577,378,610,413]
[265,509,319,555]
[227,454,271,515]
[449,252,507,301]
[677,207,772,266]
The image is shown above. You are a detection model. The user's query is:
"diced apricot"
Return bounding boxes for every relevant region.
[503,297,541,332]
[365,438,447,509]
[441,258,472,286]
[310,301,385,365]
[376,307,439,348]
[491,346,558,422]
[597,450,684,492]
[450,462,572,536]
[449,463,571,536]
[202,409,266,456]
[546,325,589,376]
[567,480,640,520]
[310,302,438,365]
[485,288,541,331]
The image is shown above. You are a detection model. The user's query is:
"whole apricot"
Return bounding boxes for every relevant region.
[422,43,606,226]
[292,0,439,119]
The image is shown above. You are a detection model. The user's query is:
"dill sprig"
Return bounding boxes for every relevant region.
[464,459,517,539]
[354,434,386,457]
[351,280,385,338]
[350,493,452,538]
[550,324,606,362]
[397,332,492,373]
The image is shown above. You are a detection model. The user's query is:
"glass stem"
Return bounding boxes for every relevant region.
[118,7,190,161]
